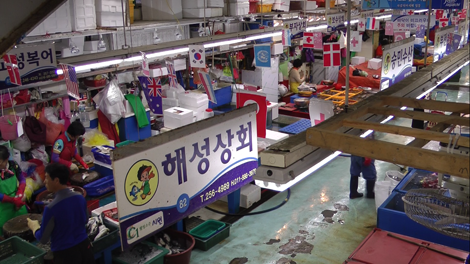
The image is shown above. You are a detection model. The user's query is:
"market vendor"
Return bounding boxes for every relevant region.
[52,120,88,173]
[288,59,306,94]
[0,145,27,236]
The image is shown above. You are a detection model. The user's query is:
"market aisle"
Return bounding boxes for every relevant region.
[191,155,398,263]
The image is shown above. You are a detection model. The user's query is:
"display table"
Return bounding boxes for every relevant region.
[337,62,381,89]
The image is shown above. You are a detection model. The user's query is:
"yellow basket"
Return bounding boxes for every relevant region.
[330,0,336,8]
[256,3,273,13]
[129,2,135,24]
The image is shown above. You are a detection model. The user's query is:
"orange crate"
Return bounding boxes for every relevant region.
[256,3,273,13]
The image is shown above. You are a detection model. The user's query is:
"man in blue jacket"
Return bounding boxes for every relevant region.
[27,163,95,264]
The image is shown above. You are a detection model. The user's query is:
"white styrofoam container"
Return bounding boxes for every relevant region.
[110,26,189,50]
[96,11,125,27]
[164,107,194,129]
[178,92,209,108]
[229,2,250,16]
[180,103,206,121]
[273,0,291,12]
[163,97,179,107]
[57,37,85,57]
[414,38,424,44]
[223,21,242,33]
[142,0,183,20]
[351,56,366,65]
[240,184,261,208]
[182,0,224,8]
[173,59,186,71]
[84,40,106,52]
[149,66,169,77]
[368,58,382,70]
[267,102,279,120]
[70,0,96,31]
[28,0,72,36]
[91,201,117,216]
[183,8,223,18]
[96,0,126,12]
[272,43,284,55]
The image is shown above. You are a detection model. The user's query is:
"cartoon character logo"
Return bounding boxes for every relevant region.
[383,53,391,75]
[124,160,159,206]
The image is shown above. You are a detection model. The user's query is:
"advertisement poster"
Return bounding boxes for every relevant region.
[362,0,462,9]
[392,15,435,32]
[380,38,414,90]
[434,26,454,62]
[114,108,258,249]
[254,45,272,68]
[0,43,58,89]
[458,21,469,46]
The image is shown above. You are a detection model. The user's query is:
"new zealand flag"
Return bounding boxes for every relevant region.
[138,76,163,115]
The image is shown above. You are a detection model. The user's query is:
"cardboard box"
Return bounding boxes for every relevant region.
[271,43,284,55]
[368,58,382,70]
[351,56,366,65]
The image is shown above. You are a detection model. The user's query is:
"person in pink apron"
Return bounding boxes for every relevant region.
[51,121,88,174]
[0,145,27,236]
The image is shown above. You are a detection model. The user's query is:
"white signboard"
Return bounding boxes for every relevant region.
[458,21,469,46]
[434,26,454,62]
[361,10,375,18]
[392,15,436,32]
[380,39,415,90]
[114,108,258,249]
[327,13,346,28]
[284,20,307,35]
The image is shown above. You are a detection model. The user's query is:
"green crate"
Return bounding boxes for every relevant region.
[92,223,119,254]
[0,236,46,264]
[193,223,231,251]
[188,220,226,240]
[112,241,168,264]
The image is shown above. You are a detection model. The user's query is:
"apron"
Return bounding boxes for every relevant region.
[0,162,28,236]
[289,69,300,94]
[56,133,77,162]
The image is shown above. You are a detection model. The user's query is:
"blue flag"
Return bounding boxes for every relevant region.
[138,76,163,115]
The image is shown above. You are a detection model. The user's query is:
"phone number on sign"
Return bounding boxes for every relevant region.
[199,168,257,203]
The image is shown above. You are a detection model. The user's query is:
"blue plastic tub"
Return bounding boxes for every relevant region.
[377,191,468,251]
[393,168,439,194]
[208,85,232,109]
[84,175,115,197]
[92,145,114,165]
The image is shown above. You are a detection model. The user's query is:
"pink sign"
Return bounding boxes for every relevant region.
[385,21,394,36]
[460,9,467,19]
[313,32,323,49]
[394,32,406,42]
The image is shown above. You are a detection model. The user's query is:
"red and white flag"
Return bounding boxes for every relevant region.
[435,10,444,20]
[282,29,291,46]
[2,54,22,85]
[236,90,267,138]
[198,71,217,104]
[459,9,467,19]
[366,17,379,30]
[439,18,449,28]
[166,61,178,89]
[350,31,362,52]
[323,43,341,67]
[60,64,80,100]
[141,52,149,77]
[357,18,366,32]
[405,9,415,16]
[303,32,314,49]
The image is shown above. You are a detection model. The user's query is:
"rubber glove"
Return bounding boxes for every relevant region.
[16,182,26,200]
[27,218,41,235]
[77,157,89,170]
[363,157,372,167]
[70,163,79,172]
[2,195,25,209]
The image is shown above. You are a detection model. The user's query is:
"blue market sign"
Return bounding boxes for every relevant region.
[362,0,462,10]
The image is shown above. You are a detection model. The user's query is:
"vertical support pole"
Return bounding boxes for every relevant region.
[424,0,432,68]
[345,0,351,111]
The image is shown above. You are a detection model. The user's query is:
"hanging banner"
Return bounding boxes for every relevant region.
[380,37,414,91]
[350,31,363,52]
[392,15,435,32]
[236,90,267,138]
[284,20,307,36]
[451,34,462,52]
[198,71,217,104]
[141,52,150,77]
[313,32,323,49]
[415,23,427,38]
[362,0,462,10]
[327,13,346,29]
[254,45,272,68]
[282,29,292,46]
[323,43,341,67]
[361,10,375,18]
[0,43,57,89]
[393,32,407,42]
[433,26,454,62]
[189,45,206,68]
[385,21,394,35]
[114,106,258,249]
[138,76,163,115]
[435,10,444,20]
[458,21,469,46]
[303,32,315,49]
[2,55,21,86]
[439,18,449,28]
[358,18,366,32]
[366,17,379,30]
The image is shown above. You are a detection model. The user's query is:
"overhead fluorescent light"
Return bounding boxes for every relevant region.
[245,32,282,41]
[414,9,428,13]
[344,20,359,25]
[147,47,189,59]
[376,15,392,19]
[75,59,124,73]
[306,24,328,31]
[416,60,469,99]
[56,69,63,75]
[204,39,243,48]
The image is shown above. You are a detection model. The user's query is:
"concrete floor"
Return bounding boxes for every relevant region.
[190,75,470,264]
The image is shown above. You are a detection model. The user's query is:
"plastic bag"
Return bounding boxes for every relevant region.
[12,133,32,152]
[93,79,125,124]
[30,145,50,164]
[83,129,113,147]
[39,108,64,145]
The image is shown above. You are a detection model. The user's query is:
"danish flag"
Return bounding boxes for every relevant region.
[323,43,341,67]
[2,54,22,85]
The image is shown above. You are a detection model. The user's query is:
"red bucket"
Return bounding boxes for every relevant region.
[164,230,195,264]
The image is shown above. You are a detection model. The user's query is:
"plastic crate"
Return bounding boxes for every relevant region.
[92,223,120,254]
[193,223,231,251]
[84,175,115,197]
[116,140,134,148]
[189,220,226,240]
[279,119,312,134]
[91,145,114,165]
[0,236,46,264]
[208,85,232,109]
[256,3,273,12]
[113,241,168,264]
[393,168,439,194]
[377,191,468,251]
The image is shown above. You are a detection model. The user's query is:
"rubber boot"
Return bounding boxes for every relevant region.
[366,180,376,199]
[349,176,363,199]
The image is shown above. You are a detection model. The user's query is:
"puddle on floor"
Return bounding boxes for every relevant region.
[338,219,345,224]
[334,203,350,211]
[276,257,297,264]
[278,236,314,255]
[229,257,248,264]
[321,210,338,218]
[266,239,281,245]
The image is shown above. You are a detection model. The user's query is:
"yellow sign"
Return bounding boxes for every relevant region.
[383,53,391,75]
[124,159,159,206]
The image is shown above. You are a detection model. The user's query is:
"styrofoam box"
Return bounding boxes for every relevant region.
[183,8,223,18]
[163,97,179,107]
[240,184,261,208]
[224,21,242,33]
[229,2,250,16]
[91,201,118,226]
[179,103,206,121]
[28,0,72,36]
[267,102,279,120]
[96,0,126,12]
[70,0,96,31]
[273,0,291,12]
[149,67,169,77]
[182,0,224,8]
[96,12,124,27]
[414,38,424,44]
[84,40,106,52]
[368,58,382,70]
[142,0,183,20]
[272,43,283,55]
[178,92,209,108]
[110,26,190,49]
[164,107,194,129]
[174,59,186,71]
[351,56,366,65]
